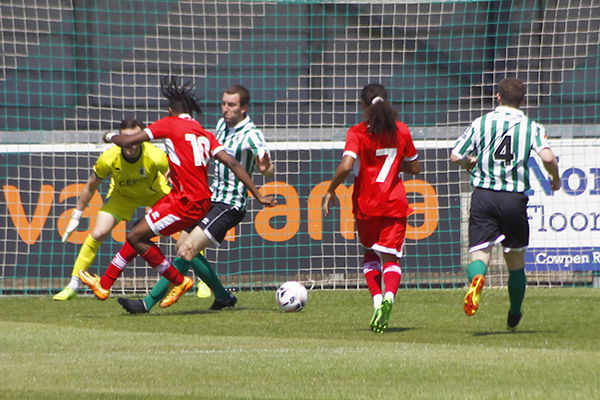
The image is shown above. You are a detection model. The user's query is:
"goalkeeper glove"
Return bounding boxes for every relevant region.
[103,131,118,143]
[62,209,83,242]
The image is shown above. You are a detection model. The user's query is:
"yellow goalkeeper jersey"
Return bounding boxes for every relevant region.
[93,142,171,200]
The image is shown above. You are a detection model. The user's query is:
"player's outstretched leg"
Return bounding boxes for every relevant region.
[118,298,148,314]
[54,235,103,301]
[190,255,236,309]
[464,274,485,316]
[139,258,192,312]
[79,271,110,300]
[159,276,194,308]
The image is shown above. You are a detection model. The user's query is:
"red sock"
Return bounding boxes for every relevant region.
[364,269,382,297]
[363,252,382,297]
[141,245,183,285]
[383,262,402,296]
[100,240,137,290]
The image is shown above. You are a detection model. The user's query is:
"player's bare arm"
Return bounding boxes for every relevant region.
[214,150,276,207]
[104,130,150,147]
[77,173,102,210]
[538,148,561,191]
[402,159,420,175]
[62,173,102,242]
[450,152,477,171]
[256,153,274,176]
[323,155,354,216]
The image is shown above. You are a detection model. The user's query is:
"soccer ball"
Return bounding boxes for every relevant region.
[275,281,308,312]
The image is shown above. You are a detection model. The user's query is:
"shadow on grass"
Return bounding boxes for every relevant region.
[473,329,545,336]
[360,327,415,333]
[387,327,415,333]
[144,306,278,317]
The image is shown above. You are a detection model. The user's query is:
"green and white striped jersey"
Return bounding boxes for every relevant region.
[211,116,270,209]
[451,106,551,192]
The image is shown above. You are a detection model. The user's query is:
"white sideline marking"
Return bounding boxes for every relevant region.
[169,346,375,355]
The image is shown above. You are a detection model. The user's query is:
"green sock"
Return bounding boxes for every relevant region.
[467,259,487,281]
[143,258,190,311]
[190,254,229,300]
[508,268,526,315]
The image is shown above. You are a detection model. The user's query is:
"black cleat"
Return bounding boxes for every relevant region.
[507,311,522,331]
[118,298,148,314]
[209,293,237,310]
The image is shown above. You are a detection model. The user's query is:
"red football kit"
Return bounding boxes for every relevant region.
[92,113,225,294]
[343,121,418,255]
[144,114,224,235]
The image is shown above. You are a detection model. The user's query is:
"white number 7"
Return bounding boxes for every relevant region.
[375,148,397,182]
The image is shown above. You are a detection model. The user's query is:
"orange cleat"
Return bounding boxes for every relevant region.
[464,274,485,316]
[159,276,193,308]
[79,271,110,300]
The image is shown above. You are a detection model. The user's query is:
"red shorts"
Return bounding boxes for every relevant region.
[356,216,408,257]
[145,192,211,236]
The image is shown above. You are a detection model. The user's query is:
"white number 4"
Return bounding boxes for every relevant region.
[375,148,397,182]
[185,134,211,167]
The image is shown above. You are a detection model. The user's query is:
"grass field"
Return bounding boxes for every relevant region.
[1,287,599,399]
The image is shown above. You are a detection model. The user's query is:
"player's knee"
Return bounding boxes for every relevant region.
[125,230,140,245]
[90,230,109,242]
[176,244,194,261]
[90,226,111,241]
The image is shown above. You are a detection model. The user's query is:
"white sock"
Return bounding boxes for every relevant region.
[384,291,395,303]
[67,276,81,290]
[373,294,383,308]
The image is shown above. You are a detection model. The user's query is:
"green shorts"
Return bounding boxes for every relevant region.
[100,191,167,222]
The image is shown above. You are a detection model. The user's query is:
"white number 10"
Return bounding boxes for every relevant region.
[185,134,211,166]
[375,148,397,182]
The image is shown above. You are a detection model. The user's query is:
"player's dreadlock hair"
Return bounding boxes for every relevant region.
[160,76,202,116]
[361,83,397,139]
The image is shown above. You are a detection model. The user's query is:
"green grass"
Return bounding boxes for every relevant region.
[1,288,599,399]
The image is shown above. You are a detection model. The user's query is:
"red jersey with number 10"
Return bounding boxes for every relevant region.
[343,121,418,218]
[145,114,224,201]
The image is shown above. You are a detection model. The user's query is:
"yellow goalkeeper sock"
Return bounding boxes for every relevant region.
[71,235,102,277]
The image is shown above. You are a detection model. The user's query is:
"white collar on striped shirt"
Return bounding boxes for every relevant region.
[495,105,524,117]
[229,115,251,131]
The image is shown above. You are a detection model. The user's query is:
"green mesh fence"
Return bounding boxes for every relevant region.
[1,0,599,294]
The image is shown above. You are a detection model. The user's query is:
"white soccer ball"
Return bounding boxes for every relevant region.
[275,281,308,312]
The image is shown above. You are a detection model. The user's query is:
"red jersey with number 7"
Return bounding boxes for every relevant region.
[343,121,418,218]
[145,113,224,201]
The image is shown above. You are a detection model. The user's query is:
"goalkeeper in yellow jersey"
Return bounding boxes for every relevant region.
[53,119,171,301]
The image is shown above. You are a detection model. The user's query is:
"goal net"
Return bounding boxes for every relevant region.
[1,0,599,294]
